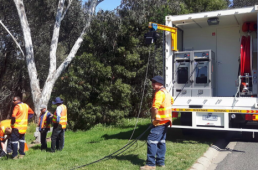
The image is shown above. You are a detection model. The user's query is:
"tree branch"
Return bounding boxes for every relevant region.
[48,0,65,78]
[61,0,73,21]
[97,0,104,6]
[0,20,25,58]
[40,0,101,106]
[53,0,100,82]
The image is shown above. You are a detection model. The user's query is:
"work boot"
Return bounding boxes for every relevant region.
[19,155,24,159]
[140,165,156,170]
[12,156,18,160]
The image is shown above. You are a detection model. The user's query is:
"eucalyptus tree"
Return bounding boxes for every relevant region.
[0,0,104,118]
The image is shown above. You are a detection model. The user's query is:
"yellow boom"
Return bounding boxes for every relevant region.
[148,22,178,51]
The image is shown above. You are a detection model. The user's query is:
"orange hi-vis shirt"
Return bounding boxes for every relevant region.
[0,119,11,141]
[12,103,34,134]
[152,88,174,126]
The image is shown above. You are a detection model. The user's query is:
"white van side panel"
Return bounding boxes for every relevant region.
[183,27,216,52]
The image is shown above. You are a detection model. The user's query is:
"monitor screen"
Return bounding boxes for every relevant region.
[177,67,188,84]
[196,66,207,83]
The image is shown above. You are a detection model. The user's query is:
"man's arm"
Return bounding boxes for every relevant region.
[56,106,62,123]
[11,105,19,124]
[151,107,158,122]
[151,91,164,121]
[28,106,34,120]
[46,112,52,124]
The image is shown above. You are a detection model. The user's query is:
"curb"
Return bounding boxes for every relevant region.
[189,146,219,170]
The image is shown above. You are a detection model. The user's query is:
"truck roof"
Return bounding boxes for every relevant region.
[168,5,258,29]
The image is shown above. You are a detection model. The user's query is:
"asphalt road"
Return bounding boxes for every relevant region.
[213,132,258,170]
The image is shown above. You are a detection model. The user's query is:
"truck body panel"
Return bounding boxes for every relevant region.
[164,5,258,132]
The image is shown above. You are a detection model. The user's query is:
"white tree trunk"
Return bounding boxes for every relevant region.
[13,0,41,115]
[13,0,103,118]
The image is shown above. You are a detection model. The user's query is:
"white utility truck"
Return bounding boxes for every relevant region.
[159,5,258,135]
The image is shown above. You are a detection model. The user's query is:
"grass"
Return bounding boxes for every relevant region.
[0,118,215,170]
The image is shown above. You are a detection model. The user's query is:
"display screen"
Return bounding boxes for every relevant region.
[177,67,188,84]
[196,66,207,83]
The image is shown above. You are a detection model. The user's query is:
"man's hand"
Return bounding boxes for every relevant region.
[151,107,158,120]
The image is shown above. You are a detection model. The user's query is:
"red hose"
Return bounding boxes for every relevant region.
[240,36,251,76]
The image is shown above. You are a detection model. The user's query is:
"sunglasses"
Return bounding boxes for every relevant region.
[13,99,17,102]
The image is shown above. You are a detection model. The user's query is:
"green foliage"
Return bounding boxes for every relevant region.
[55,8,157,130]
[180,0,229,14]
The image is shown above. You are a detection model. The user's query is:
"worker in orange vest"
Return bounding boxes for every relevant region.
[51,97,67,152]
[140,76,173,170]
[11,96,34,159]
[0,119,12,158]
[38,105,52,151]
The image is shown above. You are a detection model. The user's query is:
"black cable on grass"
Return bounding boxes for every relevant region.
[70,124,152,170]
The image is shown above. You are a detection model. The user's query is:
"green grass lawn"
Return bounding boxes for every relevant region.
[0,118,214,170]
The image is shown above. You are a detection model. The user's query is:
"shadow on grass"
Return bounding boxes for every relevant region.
[102,124,151,141]
[102,121,230,146]
[113,154,145,166]
[30,145,52,152]
[31,145,41,150]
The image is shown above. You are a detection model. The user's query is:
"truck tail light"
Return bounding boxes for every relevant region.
[245,114,253,120]
[172,112,178,118]
[252,114,258,121]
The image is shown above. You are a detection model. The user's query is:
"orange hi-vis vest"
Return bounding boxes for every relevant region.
[52,104,67,129]
[38,111,51,129]
[155,89,172,126]
[0,119,11,141]
[11,103,29,134]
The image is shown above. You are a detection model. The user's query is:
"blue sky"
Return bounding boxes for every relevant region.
[83,0,122,11]
[83,0,233,11]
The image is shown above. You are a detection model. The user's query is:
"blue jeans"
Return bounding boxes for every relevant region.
[146,123,169,166]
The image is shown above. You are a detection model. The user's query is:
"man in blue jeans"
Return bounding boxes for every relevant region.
[140,76,173,170]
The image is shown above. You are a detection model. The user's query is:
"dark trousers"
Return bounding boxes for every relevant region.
[51,124,65,152]
[40,129,48,150]
[7,139,12,153]
[146,123,169,166]
[11,128,25,158]
[0,139,12,154]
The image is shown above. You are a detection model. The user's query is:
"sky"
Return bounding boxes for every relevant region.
[83,0,233,11]
[83,0,122,11]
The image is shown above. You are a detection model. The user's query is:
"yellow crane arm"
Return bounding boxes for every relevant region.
[148,22,178,51]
